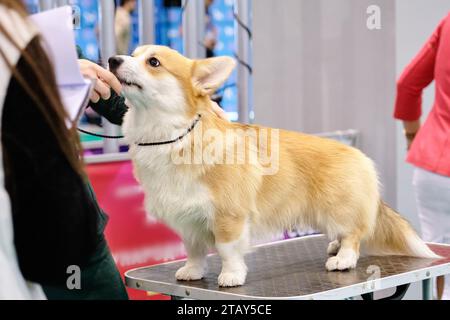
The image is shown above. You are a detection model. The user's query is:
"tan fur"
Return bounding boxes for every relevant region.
[199,117,377,241]
[365,202,418,256]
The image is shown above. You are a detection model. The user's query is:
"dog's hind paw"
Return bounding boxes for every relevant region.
[218,271,247,287]
[175,265,205,281]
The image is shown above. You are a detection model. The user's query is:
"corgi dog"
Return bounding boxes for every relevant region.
[108,45,439,287]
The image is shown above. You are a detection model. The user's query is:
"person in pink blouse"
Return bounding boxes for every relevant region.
[394,12,450,300]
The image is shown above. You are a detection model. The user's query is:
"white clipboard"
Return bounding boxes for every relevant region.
[30,6,94,127]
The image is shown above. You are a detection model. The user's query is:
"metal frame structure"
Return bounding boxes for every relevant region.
[139,0,155,46]
[234,0,252,124]
[36,0,120,154]
[36,0,253,153]
[38,0,56,11]
[39,0,70,9]
[98,0,120,154]
[181,0,253,122]
[55,0,70,7]
[317,129,360,148]
[182,0,206,59]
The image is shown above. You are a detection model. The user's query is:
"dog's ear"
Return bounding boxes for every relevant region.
[192,56,236,96]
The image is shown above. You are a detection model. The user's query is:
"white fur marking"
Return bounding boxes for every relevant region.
[216,227,250,287]
[327,240,341,256]
[175,261,206,281]
[326,248,358,271]
[216,241,248,287]
[406,234,441,259]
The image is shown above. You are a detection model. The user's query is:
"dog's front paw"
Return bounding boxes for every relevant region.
[218,270,247,287]
[175,265,205,281]
[325,254,357,271]
[327,240,341,256]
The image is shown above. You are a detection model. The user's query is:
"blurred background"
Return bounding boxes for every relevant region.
[26,0,240,121]
[24,0,450,300]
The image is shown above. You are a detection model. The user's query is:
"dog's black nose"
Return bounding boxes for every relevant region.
[108,56,124,73]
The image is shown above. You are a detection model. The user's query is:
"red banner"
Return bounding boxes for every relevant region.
[86,160,185,300]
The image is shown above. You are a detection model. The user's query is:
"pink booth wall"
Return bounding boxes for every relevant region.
[86,160,186,300]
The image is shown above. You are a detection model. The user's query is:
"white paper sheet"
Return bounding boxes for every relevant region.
[30,6,93,126]
[59,83,92,125]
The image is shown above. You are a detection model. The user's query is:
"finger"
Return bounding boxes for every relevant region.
[95,80,111,100]
[90,91,100,103]
[93,64,123,94]
[82,69,98,81]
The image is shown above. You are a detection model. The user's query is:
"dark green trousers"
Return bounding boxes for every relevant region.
[42,236,128,300]
[43,183,128,300]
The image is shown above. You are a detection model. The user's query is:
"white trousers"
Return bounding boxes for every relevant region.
[413,167,450,299]
[0,189,45,300]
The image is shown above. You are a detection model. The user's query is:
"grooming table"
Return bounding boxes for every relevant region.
[125,235,450,300]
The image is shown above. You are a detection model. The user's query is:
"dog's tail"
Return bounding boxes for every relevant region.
[365,201,440,259]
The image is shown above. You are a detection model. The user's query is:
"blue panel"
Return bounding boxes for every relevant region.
[24,0,241,116]
[129,0,140,53]
[209,0,237,114]
[125,0,183,54]
[73,0,100,62]
[25,0,40,14]
[154,0,183,53]
[24,0,100,62]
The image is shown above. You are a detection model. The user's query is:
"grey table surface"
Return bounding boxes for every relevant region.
[125,235,450,300]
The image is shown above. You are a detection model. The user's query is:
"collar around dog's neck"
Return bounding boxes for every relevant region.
[135,114,202,147]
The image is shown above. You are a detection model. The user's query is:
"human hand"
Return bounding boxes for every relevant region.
[78,59,122,103]
[403,120,420,150]
[406,133,416,150]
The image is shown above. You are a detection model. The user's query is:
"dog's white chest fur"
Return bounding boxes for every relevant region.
[124,110,215,239]
[138,152,211,216]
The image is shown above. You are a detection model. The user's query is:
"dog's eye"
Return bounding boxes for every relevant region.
[148,57,161,68]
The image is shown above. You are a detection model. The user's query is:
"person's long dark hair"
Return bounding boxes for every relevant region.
[0,0,84,177]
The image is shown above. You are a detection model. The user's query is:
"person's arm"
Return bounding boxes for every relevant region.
[77,48,229,125]
[2,41,99,285]
[87,89,128,126]
[78,59,128,125]
[394,15,447,147]
[394,18,444,121]
[403,120,421,150]
[77,47,128,125]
